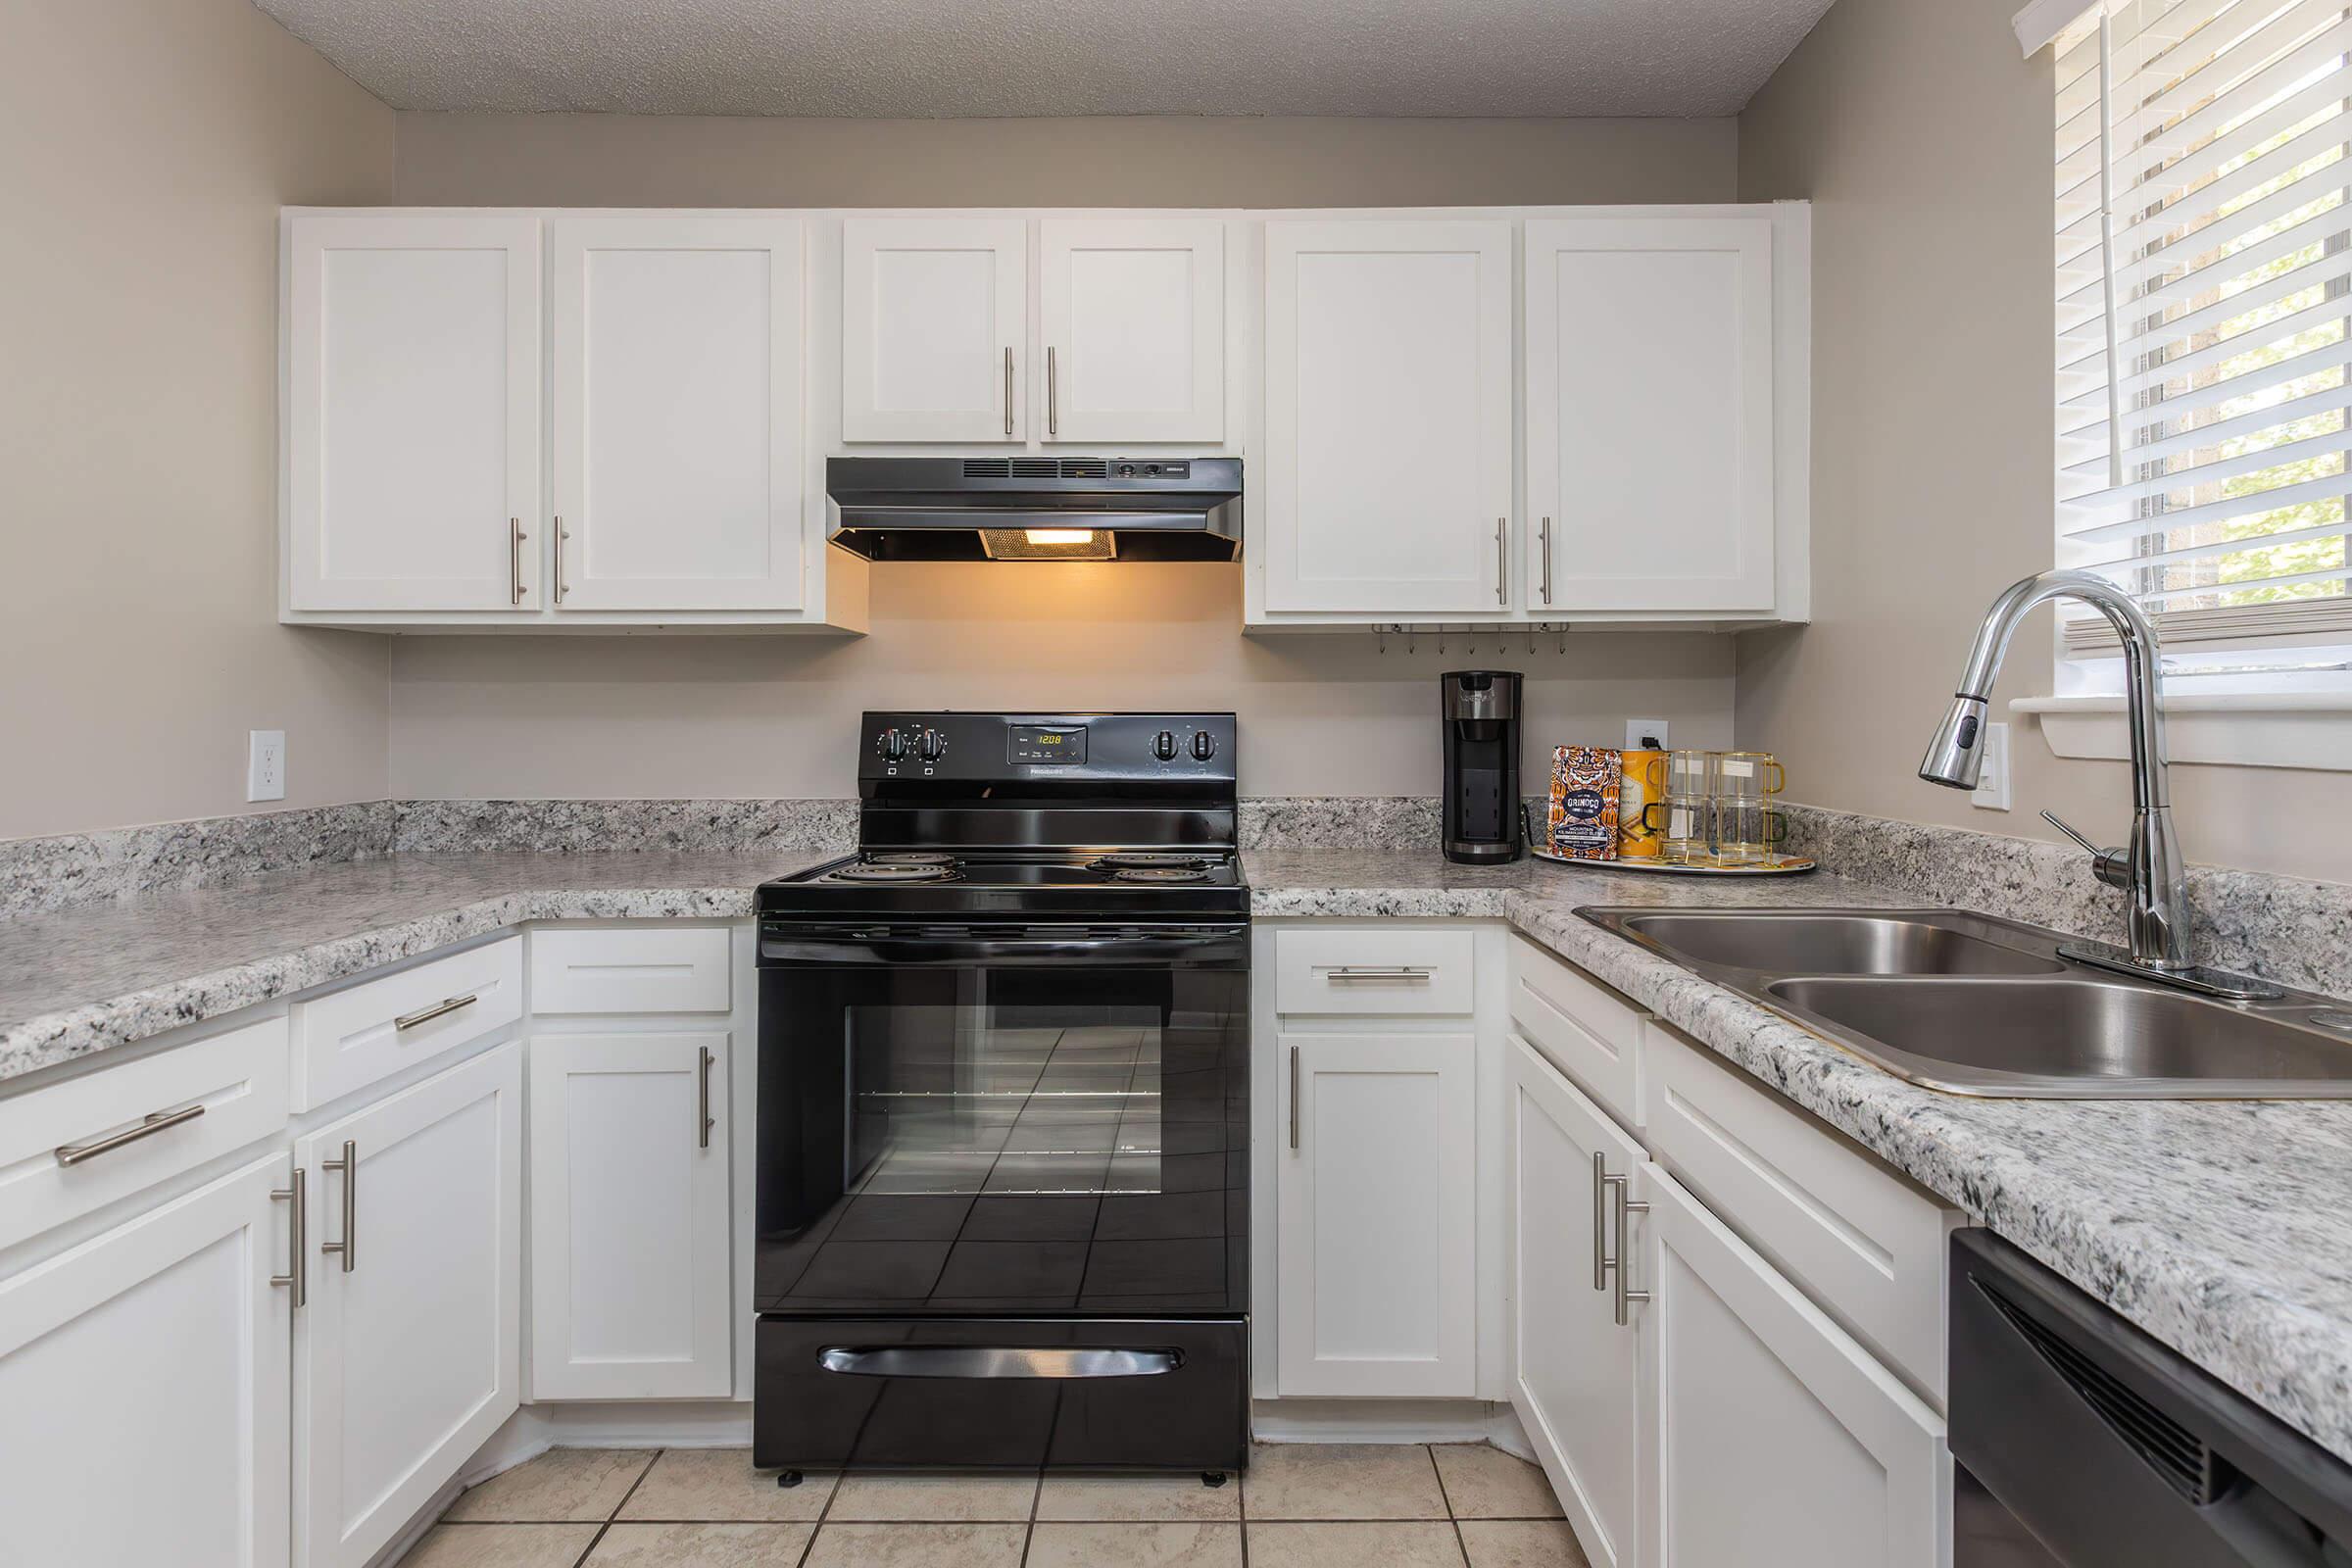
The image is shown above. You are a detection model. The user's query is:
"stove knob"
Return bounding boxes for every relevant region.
[880,728,907,761]
[1191,731,1217,761]
[1152,730,1179,761]
[919,728,946,761]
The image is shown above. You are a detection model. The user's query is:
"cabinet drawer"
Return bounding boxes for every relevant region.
[530,926,733,1015]
[1272,927,1474,1015]
[1643,1024,1960,1407]
[1508,936,1644,1128]
[291,936,521,1110]
[0,1015,291,1252]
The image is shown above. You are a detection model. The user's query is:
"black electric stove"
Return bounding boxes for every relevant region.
[752,712,1250,1475]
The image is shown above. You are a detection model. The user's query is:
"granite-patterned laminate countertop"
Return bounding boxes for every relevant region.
[6,843,2352,1469]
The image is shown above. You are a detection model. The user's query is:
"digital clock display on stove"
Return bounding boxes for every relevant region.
[1008,724,1087,763]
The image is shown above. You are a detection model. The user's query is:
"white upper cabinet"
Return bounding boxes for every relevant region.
[549,216,807,612]
[1039,218,1225,443]
[1262,220,1516,615]
[285,212,541,613]
[842,217,1028,442]
[1525,216,1777,614]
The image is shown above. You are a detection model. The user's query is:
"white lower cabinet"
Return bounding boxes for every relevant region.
[294,1043,522,1568]
[1276,1030,1477,1397]
[0,1152,294,1568]
[527,1032,733,1400]
[1640,1163,1950,1568]
[1507,1037,1643,1568]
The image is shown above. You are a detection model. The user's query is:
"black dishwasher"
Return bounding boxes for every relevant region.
[1952,1230,2352,1567]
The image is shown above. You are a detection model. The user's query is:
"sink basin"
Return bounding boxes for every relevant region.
[1575,905,2352,1098]
[1612,912,2062,977]
[1765,976,2352,1098]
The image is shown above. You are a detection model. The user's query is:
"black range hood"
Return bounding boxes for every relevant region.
[827,456,1243,563]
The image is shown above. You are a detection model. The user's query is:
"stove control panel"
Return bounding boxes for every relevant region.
[859,711,1236,785]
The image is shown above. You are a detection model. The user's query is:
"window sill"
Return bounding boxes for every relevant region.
[2010,693,2352,772]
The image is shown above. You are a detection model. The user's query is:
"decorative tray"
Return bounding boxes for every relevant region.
[1530,849,1818,876]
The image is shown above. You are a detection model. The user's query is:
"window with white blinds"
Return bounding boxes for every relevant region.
[2054,0,2352,655]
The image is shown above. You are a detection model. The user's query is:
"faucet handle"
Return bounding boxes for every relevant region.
[2041,810,2132,891]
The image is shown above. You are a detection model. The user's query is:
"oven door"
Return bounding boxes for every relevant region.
[757,922,1250,1317]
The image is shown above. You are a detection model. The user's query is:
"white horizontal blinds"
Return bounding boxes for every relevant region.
[2055,0,2352,646]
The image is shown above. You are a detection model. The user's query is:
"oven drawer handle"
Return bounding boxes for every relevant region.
[1322,965,1434,982]
[816,1346,1183,1380]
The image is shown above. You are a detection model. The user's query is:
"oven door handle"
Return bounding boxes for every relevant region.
[760,926,1250,966]
[817,1346,1184,1380]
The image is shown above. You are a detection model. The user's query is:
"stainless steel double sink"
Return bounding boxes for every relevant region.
[1574,907,2352,1098]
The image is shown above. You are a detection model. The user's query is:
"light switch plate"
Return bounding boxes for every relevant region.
[1625,718,1670,752]
[1971,721,2011,811]
[247,730,286,803]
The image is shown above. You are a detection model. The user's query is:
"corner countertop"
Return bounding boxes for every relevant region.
[0,850,844,1083]
[7,841,2352,1470]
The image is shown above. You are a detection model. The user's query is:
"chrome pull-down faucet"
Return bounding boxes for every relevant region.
[1918,568,2278,1001]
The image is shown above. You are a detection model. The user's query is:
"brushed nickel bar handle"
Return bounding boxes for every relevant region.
[1004,347,1014,438]
[1592,1151,1609,1293]
[699,1046,716,1150]
[271,1170,306,1308]
[393,992,478,1032]
[1540,516,1553,606]
[1496,517,1508,606]
[54,1103,206,1167]
[1607,1171,1651,1327]
[1324,966,1434,982]
[555,517,569,604]
[1047,346,1058,437]
[509,517,527,605]
[321,1140,357,1274]
[1288,1046,1301,1151]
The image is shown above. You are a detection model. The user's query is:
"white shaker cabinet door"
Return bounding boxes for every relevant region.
[284,211,541,612]
[1039,218,1224,443]
[294,1043,522,1568]
[1641,1163,1951,1568]
[0,1153,293,1568]
[1507,1036,1644,1568]
[527,1032,733,1400]
[1262,220,1515,614]
[1276,1031,1477,1397]
[842,217,1027,442]
[1525,217,1776,614]
[549,216,808,612]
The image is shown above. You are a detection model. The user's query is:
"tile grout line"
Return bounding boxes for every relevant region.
[1426,1445,1474,1568]
[791,1464,846,1568]
[569,1448,662,1568]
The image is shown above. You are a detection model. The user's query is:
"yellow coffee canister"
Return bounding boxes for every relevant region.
[1618,749,1668,859]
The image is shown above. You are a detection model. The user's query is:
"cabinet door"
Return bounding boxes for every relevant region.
[842,217,1027,442]
[1642,1164,1950,1568]
[0,1153,292,1568]
[1263,220,1514,614]
[1276,1031,1476,1396]
[1039,218,1224,443]
[295,1044,521,1568]
[285,212,540,612]
[527,1032,732,1400]
[1507,1037,1642,1568]
[549,216,807,612]
[1525,218,1776,613]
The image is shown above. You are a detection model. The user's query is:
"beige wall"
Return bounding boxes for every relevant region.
[388,567,1735,800]
[0,0,395,841]
[391,114,1737,209]
[1735,0,2344,884]
[383,111,1741,802]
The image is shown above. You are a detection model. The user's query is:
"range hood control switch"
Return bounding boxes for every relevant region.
[919,729,946,761]
[880,728,907,761]
[1152,730,1179,761]
[1191,732,1217,761]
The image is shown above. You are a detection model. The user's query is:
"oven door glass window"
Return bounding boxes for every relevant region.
[758,961,1247,1316]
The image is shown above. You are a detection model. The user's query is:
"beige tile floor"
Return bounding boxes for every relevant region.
[407,1443,1588,1568]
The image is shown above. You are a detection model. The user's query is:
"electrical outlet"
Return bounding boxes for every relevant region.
[247,730,286,803]
[1625,718,1670,752]
[1971,721,2011,811]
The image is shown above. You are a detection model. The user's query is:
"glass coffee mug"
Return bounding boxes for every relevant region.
[1642,794,1715,864]
[1713,799,1788,865]
[1713,751,1787,802]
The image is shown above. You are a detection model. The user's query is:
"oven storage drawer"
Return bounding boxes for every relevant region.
[754,1315,1247,1471]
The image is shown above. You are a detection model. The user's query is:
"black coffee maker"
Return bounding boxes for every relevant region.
[1441,670,1526,864]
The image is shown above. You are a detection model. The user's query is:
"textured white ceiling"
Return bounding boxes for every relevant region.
[252,0,1836,117]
